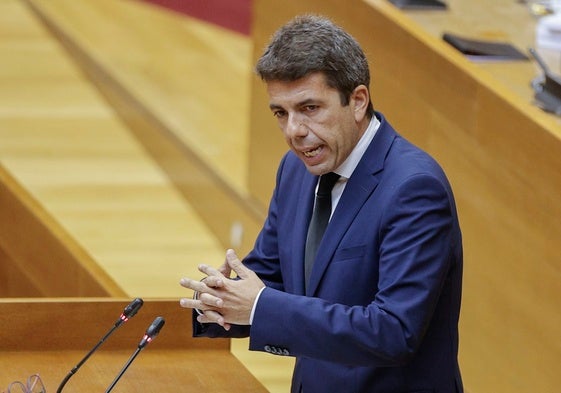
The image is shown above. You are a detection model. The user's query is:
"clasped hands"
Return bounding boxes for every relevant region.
[179,249,265,331]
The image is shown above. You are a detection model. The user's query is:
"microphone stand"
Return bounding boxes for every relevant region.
[105,348,142,393]
[56,325,119,393]
[56,298,144,393]
[104,316,165,393]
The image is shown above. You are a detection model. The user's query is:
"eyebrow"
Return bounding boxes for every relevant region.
[269,98,319,111]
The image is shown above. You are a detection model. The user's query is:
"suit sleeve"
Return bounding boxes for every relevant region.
[192,309,250,338]
[249,174,458,367]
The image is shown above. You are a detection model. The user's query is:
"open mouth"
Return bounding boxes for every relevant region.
[303,146,322,158]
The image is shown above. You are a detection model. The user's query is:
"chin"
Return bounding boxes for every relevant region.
[305,164,330,176]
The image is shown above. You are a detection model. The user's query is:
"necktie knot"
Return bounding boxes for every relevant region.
[317,172,340,197]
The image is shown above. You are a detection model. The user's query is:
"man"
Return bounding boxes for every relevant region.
[180,14,463,393]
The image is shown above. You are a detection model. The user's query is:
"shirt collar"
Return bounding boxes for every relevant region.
[334,115,381,179]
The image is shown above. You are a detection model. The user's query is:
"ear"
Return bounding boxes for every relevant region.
[350,85,370,123]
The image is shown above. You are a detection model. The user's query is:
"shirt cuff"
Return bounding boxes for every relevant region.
[249,286,266,325]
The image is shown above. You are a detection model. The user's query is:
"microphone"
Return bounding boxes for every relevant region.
[105,317,166,393]
[56,298,144,393]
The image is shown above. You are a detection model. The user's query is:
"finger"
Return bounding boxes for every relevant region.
[218,262,232,278]
[225,249,250,279]
[219,250,234,277]
[179,277,212,292]
[179,294,222,314]
[199,292,223,308]
[202,275,225,289]
[197,310,231,331]
[198,264,227,279]
[179,297,207,310]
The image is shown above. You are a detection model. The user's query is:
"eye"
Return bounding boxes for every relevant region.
[272,109,287,118]
[303,105,319,113]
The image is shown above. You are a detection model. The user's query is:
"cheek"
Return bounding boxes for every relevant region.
[284,135,295,150]
[334,123,359,158]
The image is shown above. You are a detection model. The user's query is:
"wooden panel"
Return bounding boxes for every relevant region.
[1,350,267,393]
[22,0,267,258]
[0,0,267,296]
[24,0,253,196]
[401,0,561,91]
[0,165,125,297]
[0,2,284,391]
[0,0,232,298]
[0,298,218,350]
[248,1,561,393]
[0,246,43,297]
[0,299,267,393]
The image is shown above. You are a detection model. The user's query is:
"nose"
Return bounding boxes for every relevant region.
[284,113,308,139]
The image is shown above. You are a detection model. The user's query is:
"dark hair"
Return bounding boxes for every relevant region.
[256,14,374,116]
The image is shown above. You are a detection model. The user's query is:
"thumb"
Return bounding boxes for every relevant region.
[225,249,250,279]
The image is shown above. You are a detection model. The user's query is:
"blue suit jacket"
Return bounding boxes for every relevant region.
[194,113,463,393]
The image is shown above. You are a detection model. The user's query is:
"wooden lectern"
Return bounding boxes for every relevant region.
[0,298,267,392]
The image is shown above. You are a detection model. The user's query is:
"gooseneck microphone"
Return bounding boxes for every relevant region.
[105,316,166,393]
[56,298,144,393]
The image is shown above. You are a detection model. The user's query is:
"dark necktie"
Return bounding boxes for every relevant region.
[304,172,340,287]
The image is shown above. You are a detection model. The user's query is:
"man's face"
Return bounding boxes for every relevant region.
[267,72,369,176]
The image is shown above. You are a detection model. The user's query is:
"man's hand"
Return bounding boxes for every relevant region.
[179,249,265,330]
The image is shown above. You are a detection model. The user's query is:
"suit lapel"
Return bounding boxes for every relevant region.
[307,116,397,295]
